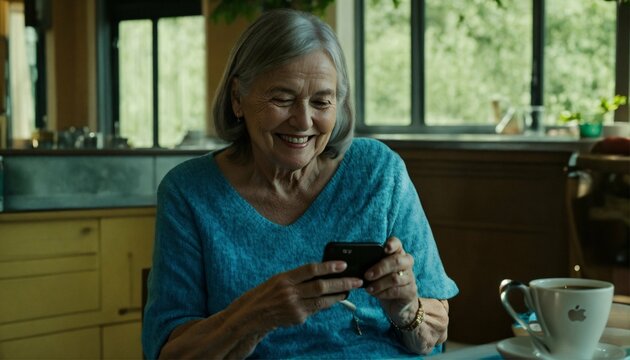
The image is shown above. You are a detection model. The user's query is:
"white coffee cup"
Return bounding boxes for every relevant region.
[500,278,614,359]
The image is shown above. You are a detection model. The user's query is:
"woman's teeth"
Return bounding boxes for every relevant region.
[279,135,310,144]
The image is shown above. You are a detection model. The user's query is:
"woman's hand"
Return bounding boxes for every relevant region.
[362,237,450,355]
[364,236,419,325]
[161,261,363,359]
[226,261,363,333]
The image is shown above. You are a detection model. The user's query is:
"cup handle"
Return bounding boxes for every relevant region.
[500,279,553,356]
[499,279,534,329]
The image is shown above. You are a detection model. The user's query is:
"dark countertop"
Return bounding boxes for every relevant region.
[0,147,214,156]
[367,133,598,153]
[0,134,599,155]
[0,134,602,213]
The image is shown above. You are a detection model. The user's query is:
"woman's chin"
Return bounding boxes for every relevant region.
[272,151,323,171]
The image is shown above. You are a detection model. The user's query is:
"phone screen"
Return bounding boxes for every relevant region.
[320,242,385,286]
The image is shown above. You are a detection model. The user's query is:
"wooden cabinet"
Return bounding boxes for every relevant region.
[0,219,100,324]
[0,208,155,359]
[569,154,630,296]
[102,322,143,360]
[100,216,154,360]
[387,145,573,344]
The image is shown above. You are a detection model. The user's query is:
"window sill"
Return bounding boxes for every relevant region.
[365,133,598,153]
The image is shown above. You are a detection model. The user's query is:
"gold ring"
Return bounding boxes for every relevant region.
[397,270,404,277]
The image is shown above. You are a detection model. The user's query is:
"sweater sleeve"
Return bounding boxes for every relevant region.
[141,168,208,360]
[387,152,459,300]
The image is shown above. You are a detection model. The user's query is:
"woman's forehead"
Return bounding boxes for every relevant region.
[255,51,337,90]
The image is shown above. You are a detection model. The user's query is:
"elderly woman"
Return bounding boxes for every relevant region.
[142,9,457,359]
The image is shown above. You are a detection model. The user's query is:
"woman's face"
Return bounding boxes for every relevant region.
[233,50,338,171]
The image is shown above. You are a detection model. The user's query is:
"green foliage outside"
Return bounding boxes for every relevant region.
[117,1,618,144]
[158,17,206,148]
[119,20,153,147]
[210,0,335,23]
[119,17,205,148]
[424,0,532,125]
[545,0,616,125]
[365,0,411,125]
[365,0,617,127]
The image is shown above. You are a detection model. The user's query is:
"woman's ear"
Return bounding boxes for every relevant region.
[231,78,242,118]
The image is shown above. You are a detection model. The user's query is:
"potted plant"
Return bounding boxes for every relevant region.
[559,95,628,138]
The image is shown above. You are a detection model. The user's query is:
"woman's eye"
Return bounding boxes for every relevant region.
[272,98,293,106]
[312,100,332,109]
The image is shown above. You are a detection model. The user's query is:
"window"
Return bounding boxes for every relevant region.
[424,0,532,126]
[117,20,152,147]
[363,0,411,126]
[544,0,617,121]
[106,0,205,148]
[8,2,37,141]
[357,0,624,133]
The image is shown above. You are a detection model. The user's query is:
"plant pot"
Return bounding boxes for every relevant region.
[579,123,603,138]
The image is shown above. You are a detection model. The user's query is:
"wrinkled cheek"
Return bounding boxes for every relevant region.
[251,119,277,144]
[317,114,337,135]
[315,133,333,154]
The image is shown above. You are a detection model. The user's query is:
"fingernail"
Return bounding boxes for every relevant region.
[334,262,347,272]
[355,279,363,288]
[385,245,393,253]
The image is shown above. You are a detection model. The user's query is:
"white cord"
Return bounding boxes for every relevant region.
[340,299,356,312]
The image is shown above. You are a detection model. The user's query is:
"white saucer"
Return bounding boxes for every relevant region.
[496,337,627,360]
[601,327,630,348]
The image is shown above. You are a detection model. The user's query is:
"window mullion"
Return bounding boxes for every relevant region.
[354,0,365,131]
[152,18,159,148]
[111,21,120,137]
[411,0,424,127]
[531,0,544,131]
[615,1,629,122]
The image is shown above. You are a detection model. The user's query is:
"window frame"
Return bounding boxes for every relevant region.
[354,0,629,135]
[97,0,202,148]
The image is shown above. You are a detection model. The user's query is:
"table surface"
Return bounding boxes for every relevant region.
[433,339,630,360]
[433,342,501,360]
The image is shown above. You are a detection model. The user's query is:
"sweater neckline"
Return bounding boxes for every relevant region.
[209,144,353,229]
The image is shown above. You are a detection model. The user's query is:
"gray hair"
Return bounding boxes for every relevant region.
[212,8,354,160]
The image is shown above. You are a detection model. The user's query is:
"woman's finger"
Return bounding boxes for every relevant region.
[367,270,416,298]
[365,252,414,282]
[287,261,348,284]
[297,276,363,298]
[302,292,349,313]
[384,236,404,255]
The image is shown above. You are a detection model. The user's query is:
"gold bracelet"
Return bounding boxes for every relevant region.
[388,298,424,332]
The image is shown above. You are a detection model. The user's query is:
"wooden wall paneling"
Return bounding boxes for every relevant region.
[50,0,91,131]
[391,147,573,343]
[202,0,249,137]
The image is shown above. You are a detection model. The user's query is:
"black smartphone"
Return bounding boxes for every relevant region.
[319,242,385,287]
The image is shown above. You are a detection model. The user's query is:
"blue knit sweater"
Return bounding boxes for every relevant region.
[142,138,458,359]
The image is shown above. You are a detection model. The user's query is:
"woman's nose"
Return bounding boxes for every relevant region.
[289,101,313,130]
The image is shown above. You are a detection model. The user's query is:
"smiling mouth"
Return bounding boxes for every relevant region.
[277,134,314,144]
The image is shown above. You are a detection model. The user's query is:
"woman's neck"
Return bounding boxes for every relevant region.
[247,155,325,196]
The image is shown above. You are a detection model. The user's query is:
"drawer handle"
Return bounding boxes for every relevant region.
[118,306,141,315]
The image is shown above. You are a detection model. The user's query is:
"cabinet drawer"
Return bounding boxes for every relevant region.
[0,271,99,323]
[0,219,98,260]
[0,327,100,359]
[0,255,98,279]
